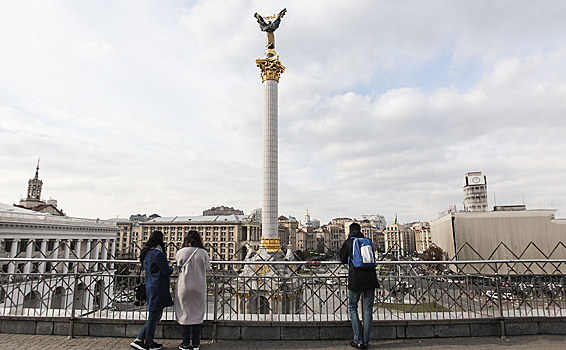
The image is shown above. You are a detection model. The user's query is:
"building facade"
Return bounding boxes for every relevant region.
[431,208,566,272]
[115,215,261,262]
[411,221,431,254]
[0,203,119,275]
[462,171,488,212]
[203,206,244,216]
[384,223,416,257]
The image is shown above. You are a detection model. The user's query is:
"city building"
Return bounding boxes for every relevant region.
[359,214,387,230]
[384,222,416,257]
[462,171,488,212]
[0,202,119,311]
[410,222,431,254]
[132,215,261,262]
[278,215,298,250]
[0,203,119,274]
[430,207,566,272]
[203,206,244,216]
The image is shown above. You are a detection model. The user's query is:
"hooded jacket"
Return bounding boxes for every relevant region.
[339,230,380,291]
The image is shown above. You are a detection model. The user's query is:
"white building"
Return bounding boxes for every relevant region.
[462,171,488,212]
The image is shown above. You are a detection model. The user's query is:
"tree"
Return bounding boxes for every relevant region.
[422,246,445,274]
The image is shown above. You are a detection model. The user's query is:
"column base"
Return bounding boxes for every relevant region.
[260,237,281,253]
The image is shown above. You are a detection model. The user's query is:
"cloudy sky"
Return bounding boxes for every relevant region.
[1,1,566,225]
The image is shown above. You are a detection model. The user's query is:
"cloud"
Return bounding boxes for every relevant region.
[1,1,566,225]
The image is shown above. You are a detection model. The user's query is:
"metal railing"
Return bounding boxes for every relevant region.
[2,257,566,325]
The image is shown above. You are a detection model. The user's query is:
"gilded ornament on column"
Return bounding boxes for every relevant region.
[255,56,286,82]
[260,236,281,253]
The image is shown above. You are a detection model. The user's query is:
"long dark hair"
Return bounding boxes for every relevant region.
[181,230,204,249]
[139,230,166,262]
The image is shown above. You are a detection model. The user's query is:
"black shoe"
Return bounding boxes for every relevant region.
[130,340,146,350]
[350,340,363,349]
[179,343,192,350]
[147,342,163,350]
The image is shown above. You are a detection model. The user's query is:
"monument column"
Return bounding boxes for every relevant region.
[255,9,286,254]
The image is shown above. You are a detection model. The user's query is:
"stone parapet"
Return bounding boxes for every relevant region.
[2,317,566,340]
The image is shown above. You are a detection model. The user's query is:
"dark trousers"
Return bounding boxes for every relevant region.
[182,324,202,346]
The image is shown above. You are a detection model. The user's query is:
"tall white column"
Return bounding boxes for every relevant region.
[93,240,100,272]
[39,239,47,273]
[23,239,34,274]
[74,239,82,272]
[84,239,92,271]
[256,54,285,254]
[63,240,70,274]
[110,239,116,270]
[262,79,279,239]
[101,239,108,270]
[51,239,60,273]
[7,239,19,274]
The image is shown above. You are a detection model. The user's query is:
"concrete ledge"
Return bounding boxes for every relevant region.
[0,316,563,340]
[406,324,434,338]
[539,321,566,335]
[281,325,320,340]
[505,321,539,336]
[320,325,352,340]
[371,325,396,339]
[241,326,280,340]
[434,323,470,337]
[90,323,126,337]
[216,325,240,340]
[1,320,36,334]
[36,321,54,335]
[470,322,501,337]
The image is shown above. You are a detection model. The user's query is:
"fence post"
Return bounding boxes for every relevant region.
[496,271,506,339]
[212,276,219,343]
[68,273,78,340]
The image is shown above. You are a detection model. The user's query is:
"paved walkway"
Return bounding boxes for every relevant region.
[1,334,565,350]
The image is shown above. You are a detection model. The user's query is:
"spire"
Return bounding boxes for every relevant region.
[34,157,40,179]
[26,159,43,201]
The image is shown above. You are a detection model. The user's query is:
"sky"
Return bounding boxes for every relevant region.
[1,1,566,225]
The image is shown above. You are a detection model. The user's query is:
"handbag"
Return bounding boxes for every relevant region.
[134,263,146,301]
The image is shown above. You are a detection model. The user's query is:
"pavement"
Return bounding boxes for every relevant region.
[1,334,566,350]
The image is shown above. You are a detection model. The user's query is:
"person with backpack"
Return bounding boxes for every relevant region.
[339,222,380,349]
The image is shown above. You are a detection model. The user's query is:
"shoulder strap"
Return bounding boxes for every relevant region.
[181,248,199,271]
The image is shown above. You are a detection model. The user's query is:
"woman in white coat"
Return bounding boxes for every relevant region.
[175,230,211,350]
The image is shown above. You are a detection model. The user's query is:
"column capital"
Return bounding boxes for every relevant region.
[256,56,285,83]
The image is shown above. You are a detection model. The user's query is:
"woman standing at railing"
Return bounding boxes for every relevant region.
[174,230,211,350]
[131,230,173,350]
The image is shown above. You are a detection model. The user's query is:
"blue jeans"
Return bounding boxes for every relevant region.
[137,309,163,346]
[348,288,375,346]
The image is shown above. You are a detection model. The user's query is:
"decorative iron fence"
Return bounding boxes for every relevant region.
[1,257,566,324]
